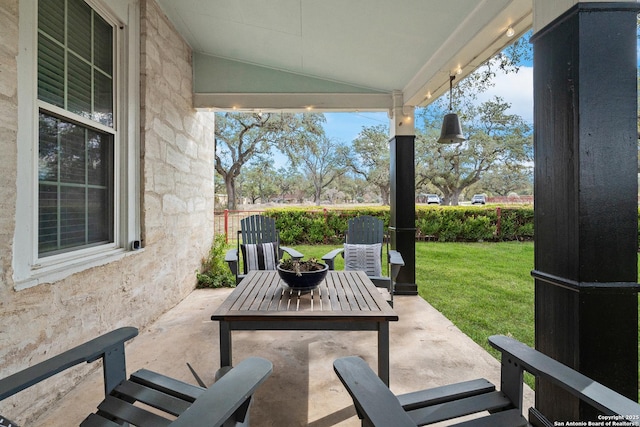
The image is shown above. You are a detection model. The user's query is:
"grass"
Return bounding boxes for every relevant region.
[293,241,535,360]
[414,241,535,357]
[285,241,639,392]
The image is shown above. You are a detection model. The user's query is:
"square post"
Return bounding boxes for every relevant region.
[389,134,416,294]
[388,93,417,295]
[531,3,639,422]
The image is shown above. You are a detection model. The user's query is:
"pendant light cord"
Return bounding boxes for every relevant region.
[448,75,455,112]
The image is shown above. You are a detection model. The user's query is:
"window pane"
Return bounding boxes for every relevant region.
[59,185,86,248]
[38,112,114,256]
[94,13,113,73]
[67,53,92,118]
[94,70,113,126]
[93,12,113,126]
[59,123,85,184]
[38,183,58,254]
[38,33,64,108]
[87,130,109,186]
[38,113,60,181]
[38,0,65,44]
[88,187,111,242]
[67,0,91,62]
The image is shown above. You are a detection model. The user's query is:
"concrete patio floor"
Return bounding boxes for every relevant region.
[34,287,534,426]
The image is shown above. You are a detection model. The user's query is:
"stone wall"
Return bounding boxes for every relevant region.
[0,1,18,291]
[0,1,216,423]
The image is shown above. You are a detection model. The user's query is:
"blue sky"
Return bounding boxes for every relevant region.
[323,111,389,142]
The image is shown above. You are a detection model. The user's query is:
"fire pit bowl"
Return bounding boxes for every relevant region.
[276,262,328,291]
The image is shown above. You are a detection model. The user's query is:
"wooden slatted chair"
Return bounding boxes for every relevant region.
[333,335,640,426]
[225,214,304,284]
[322,215,404,306]
[0,327,272,426]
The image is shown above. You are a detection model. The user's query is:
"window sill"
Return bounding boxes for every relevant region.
[14,247,145,291]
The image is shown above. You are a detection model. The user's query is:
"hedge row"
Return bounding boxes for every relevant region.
[263,206,535,245]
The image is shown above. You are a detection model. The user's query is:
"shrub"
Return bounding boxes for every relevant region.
[498,207,534,240]
[196,234,235,288]
[461,215,495,241]
[238,206,640,245]
[415,206,534,242]
[260,205,536,244]
[266,207,390,245]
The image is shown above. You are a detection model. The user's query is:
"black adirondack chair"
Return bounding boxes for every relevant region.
[322,215,404,306]
[334,335,640,427]
[0,327,272,426]
[225,214,303,284]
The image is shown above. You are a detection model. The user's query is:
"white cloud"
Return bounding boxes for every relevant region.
[475,66,533,124]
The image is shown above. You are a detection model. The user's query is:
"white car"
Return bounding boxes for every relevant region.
[471,194,486,205]
[426,194,441,204]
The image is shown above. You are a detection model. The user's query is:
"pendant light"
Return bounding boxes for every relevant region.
[438,75,466,144]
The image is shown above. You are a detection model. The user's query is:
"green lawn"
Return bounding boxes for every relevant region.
[414,241,535,358]
[297,242,535,359]
[295,241,639,393]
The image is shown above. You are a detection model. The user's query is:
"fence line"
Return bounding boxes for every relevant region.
[215,208,366,244]
[215,208,339,244]
[215,209,265,243]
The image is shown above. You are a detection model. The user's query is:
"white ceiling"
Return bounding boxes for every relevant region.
[156,0,532,111]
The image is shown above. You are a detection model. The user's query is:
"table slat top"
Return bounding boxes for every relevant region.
[212,270,398,321]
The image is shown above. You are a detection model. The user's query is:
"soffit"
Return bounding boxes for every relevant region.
[156,0,532,111]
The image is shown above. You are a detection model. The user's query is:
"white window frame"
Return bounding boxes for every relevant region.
[14,0,140,290]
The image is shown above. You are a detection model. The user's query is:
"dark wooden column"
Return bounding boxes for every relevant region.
[390,134,417,295]
[531,3,639,423]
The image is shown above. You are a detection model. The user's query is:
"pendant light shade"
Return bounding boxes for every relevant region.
[438,75,466,144]
[438,113,466,143]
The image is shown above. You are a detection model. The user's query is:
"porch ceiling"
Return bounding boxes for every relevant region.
[156,0,532,112]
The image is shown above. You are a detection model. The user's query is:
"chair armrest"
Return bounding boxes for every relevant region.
[225,248,239,275]
[0,327,138,401]
[388,250,404,266]
[388,250,404,281]
[224,248,238,262]
[488,335,640,417]
[280,246,303,260]
[321,248,345,270]
[170,357,272,427]
[333,356,415,427]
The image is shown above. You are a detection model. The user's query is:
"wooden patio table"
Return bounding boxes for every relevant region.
[211,269,399,385]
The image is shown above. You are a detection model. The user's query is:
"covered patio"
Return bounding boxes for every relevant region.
[31,288,534,426]
[1,0,638,424]
[161,0,640,420]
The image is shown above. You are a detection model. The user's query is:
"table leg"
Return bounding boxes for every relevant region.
[378,321,390,386]
[219,321,232,367]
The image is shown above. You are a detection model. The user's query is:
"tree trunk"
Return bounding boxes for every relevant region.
[379,185,390,206]
[226,178,237,210]
[314,184,322,206]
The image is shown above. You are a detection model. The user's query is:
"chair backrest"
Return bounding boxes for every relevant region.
[240,214,279,244]
[346,215,384,245]
[237,215,280,275]
[343,215,387,278]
